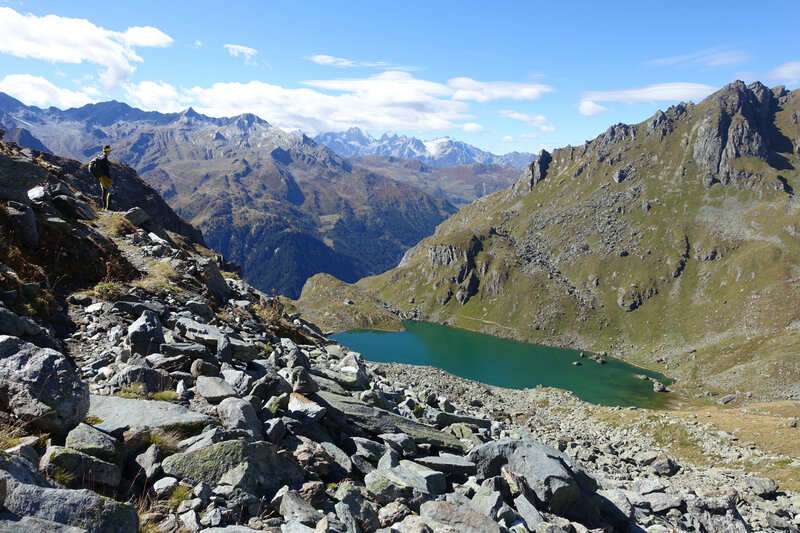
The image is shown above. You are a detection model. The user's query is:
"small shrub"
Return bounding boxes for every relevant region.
[84,415,103,425]
[51,466,76,486]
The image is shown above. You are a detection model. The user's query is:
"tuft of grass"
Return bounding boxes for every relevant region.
[93,281,124,301]
[149,390,179,402]
[166,484,192,510]
[134,260,181,292]
[0,424,23,450]
[84,415,103,425]
[143,429,183,456]
[107,215,137,237]
[116,384,145,399]
[51,466,77,486]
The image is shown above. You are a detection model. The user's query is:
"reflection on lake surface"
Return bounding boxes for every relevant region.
[332,321,671,409]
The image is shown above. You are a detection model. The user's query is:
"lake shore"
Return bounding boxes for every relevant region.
[373,360,800,502]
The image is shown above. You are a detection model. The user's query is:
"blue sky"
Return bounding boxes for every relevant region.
[1,0,798,155]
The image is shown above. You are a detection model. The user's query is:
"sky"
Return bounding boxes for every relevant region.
[0,1,798,155]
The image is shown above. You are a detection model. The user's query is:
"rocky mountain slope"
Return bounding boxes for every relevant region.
[314,127,535,170]
[1,134,799,533]
[296,81,800,401]
[0,96,456,299]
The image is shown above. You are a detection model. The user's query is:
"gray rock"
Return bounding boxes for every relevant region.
[278,490,320,526]
[317,391,465,452]
[378,501,413,528]
[470,483,504,518]
[185,300,215,321]
[651,454,679,476]
[335,481,379,532]
[686,493,748,533]
[352,437,389,463]
[88,394,213,434]
[151,476,178,496]
[125,310,164,356]
[2,483,137,533]
[0,514,86,532]
[289,367,319,394]
[196,257,231,304]
[162,440,304,499]
[221,369,254,396]
[413,453,477,476]
[364,458,446,508]
[632,478,670,495]
[5,202,38,247]
[380,432,417,456]
[395,500,503,533]
[263,418,287,443]
[217,397,262,437]
[467,437,598,522]
[109,365,171,394]
[123,207,150,227]
[52,195,94,220]
[640,492,684,513]
[426,409,492,430]
[250,368,293,400]
[65,423,121,464]
[196,375,238,403]
[513,494,544,530]
[39,445,121,489]
[0,336,89,436]
[740,476,779,498]
[0,305,42,338]
[190,359,219,377]
[133,444,163,481]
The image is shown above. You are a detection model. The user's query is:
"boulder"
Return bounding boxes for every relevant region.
[162,440,304,499]
[65,423,121,464]
[88,395,213,435]
[39,446,121,489]
[316,391,465,453]
[5,201,38,247]
[392,500,502,533]
[109,365,171,394]
[123,207,150,227]
[467,437,599,522]
[196,375,237,403]
[2,484,137,533]
[0,304,42,337]
[217,397,261,437]
[364,458,446,508]
[0,336,89,437]
[125,310,164,356]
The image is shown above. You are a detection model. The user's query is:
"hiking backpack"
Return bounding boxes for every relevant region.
[88,156,103,178]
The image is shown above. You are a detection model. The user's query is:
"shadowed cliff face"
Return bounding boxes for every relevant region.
[297,81,800,399]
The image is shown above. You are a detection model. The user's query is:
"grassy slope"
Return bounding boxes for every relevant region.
[298,84,800,399]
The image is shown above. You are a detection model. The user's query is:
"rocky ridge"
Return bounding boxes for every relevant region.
[1,135,799,532]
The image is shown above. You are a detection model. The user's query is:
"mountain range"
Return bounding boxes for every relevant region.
[296,81,800,400]
[0,95,464,298]
[314,127,535,170]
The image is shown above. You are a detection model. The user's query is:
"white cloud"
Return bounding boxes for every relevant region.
[124,80,185,112]
[578,99,611,116]
[224,44,259,66]
[0,74,95,108]
[449,78,554,102]
[648,46,750,69]
[462,122,484,133]
[768,61,800,84]
[502,136,514,142]
[498,110,552,131]
[304,55,390,69]
[0,7,172,90]
[583,82,716,105]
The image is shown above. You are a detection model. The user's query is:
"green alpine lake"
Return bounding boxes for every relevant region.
[333,321,672,409]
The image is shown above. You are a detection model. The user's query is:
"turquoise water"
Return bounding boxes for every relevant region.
[332,321,672,409]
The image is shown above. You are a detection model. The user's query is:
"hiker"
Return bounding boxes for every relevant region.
[89,145,113,210]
